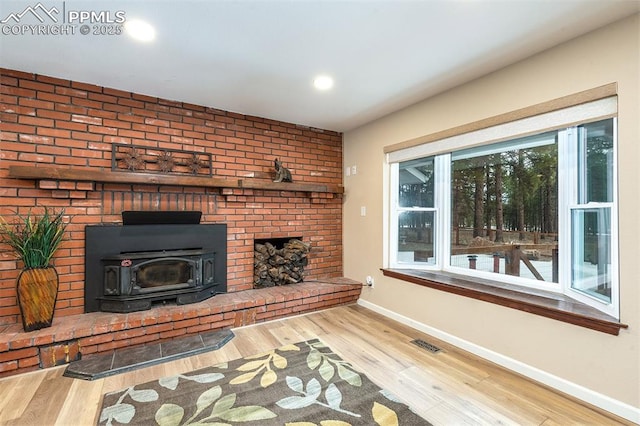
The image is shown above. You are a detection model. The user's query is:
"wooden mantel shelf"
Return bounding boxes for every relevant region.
[8,166,344,195]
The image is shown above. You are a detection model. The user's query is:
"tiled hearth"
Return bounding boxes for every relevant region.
[64,329,235,380]
[0,279,362,377]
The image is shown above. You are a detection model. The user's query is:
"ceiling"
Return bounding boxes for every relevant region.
[1,1,638,132]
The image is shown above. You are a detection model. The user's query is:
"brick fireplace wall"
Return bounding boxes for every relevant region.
[0,68,344,327]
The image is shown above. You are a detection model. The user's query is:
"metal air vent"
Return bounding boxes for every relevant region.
[410,339,442,353]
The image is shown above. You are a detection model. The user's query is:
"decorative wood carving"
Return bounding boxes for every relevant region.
[112,144,213,177]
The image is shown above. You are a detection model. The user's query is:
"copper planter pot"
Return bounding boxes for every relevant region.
[16,266,59,332]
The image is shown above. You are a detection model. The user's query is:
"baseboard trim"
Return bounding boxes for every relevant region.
[357,299,640,424]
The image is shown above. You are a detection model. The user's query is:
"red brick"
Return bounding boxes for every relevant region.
[71,81,102,93]
[159,329,186,340]
[0,104,35,116]
[144,323,174,334]
[19,97,54,109]
[39,341,81,368]
[1,122,35,134]
[8,336,34,350]
[3,85,36,98]
[129,334,160,346]
[0,347,38,363]
[186,324,213,334]
[56,86,87,98]
[80,345,97,355]
[56,103,87,115]
[21,80,55,93]
[0,360,18,373]
[79,333,113,347]
[72,114,102,125]
[34,74,71,86]
[97,341,127,352]
[55,121,88,131]
[37,92,71,104]
[173,318,200,330]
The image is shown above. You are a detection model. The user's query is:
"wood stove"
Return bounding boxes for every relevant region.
[84,212,226,313]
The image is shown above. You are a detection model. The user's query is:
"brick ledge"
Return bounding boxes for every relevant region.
[0,278,362,377]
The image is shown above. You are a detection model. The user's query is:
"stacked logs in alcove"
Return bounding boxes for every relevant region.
[254,239,311,288]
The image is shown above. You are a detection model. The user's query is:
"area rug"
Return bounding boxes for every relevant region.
[98,338,431,425]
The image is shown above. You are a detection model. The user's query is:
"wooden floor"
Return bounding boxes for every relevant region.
[0,304,632,425]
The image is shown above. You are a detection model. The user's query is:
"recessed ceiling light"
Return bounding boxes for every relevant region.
[313,75,334,91]
[125,19,156,42]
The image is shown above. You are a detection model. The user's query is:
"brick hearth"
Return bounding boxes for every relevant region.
[0,278,362,377]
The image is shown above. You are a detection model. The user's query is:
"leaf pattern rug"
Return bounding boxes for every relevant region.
[98,338,432,425]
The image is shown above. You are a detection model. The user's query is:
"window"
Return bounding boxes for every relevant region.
[391,157,437,266]
[388,97,618,318]
[449,131,559,286]
[567,120,618,308]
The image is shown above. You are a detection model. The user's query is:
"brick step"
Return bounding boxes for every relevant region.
[0,278,362,377]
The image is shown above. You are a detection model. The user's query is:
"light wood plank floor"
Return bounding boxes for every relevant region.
[0,304,632,425]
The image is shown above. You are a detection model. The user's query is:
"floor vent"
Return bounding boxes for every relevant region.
[410,339,442,353]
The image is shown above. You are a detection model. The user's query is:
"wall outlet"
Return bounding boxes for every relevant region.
[365,275,374,287]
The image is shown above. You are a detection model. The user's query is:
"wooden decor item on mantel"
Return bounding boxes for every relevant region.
[254,239,311,288]
[273,158,293,183]
[112,143,213,177]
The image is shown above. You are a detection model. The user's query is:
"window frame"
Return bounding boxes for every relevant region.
[385,92,619,318]
[561,122,620,316]
[389,155,449,269]
[443,133,561,293]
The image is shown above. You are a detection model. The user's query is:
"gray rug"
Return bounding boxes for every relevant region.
[98,338,431,425]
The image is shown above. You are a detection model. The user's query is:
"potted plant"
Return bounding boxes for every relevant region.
[0,208,67,331]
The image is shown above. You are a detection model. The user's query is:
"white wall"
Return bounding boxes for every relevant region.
[343,14,639,419]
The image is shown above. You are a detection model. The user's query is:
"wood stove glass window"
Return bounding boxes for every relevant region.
[135,258,193,289]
